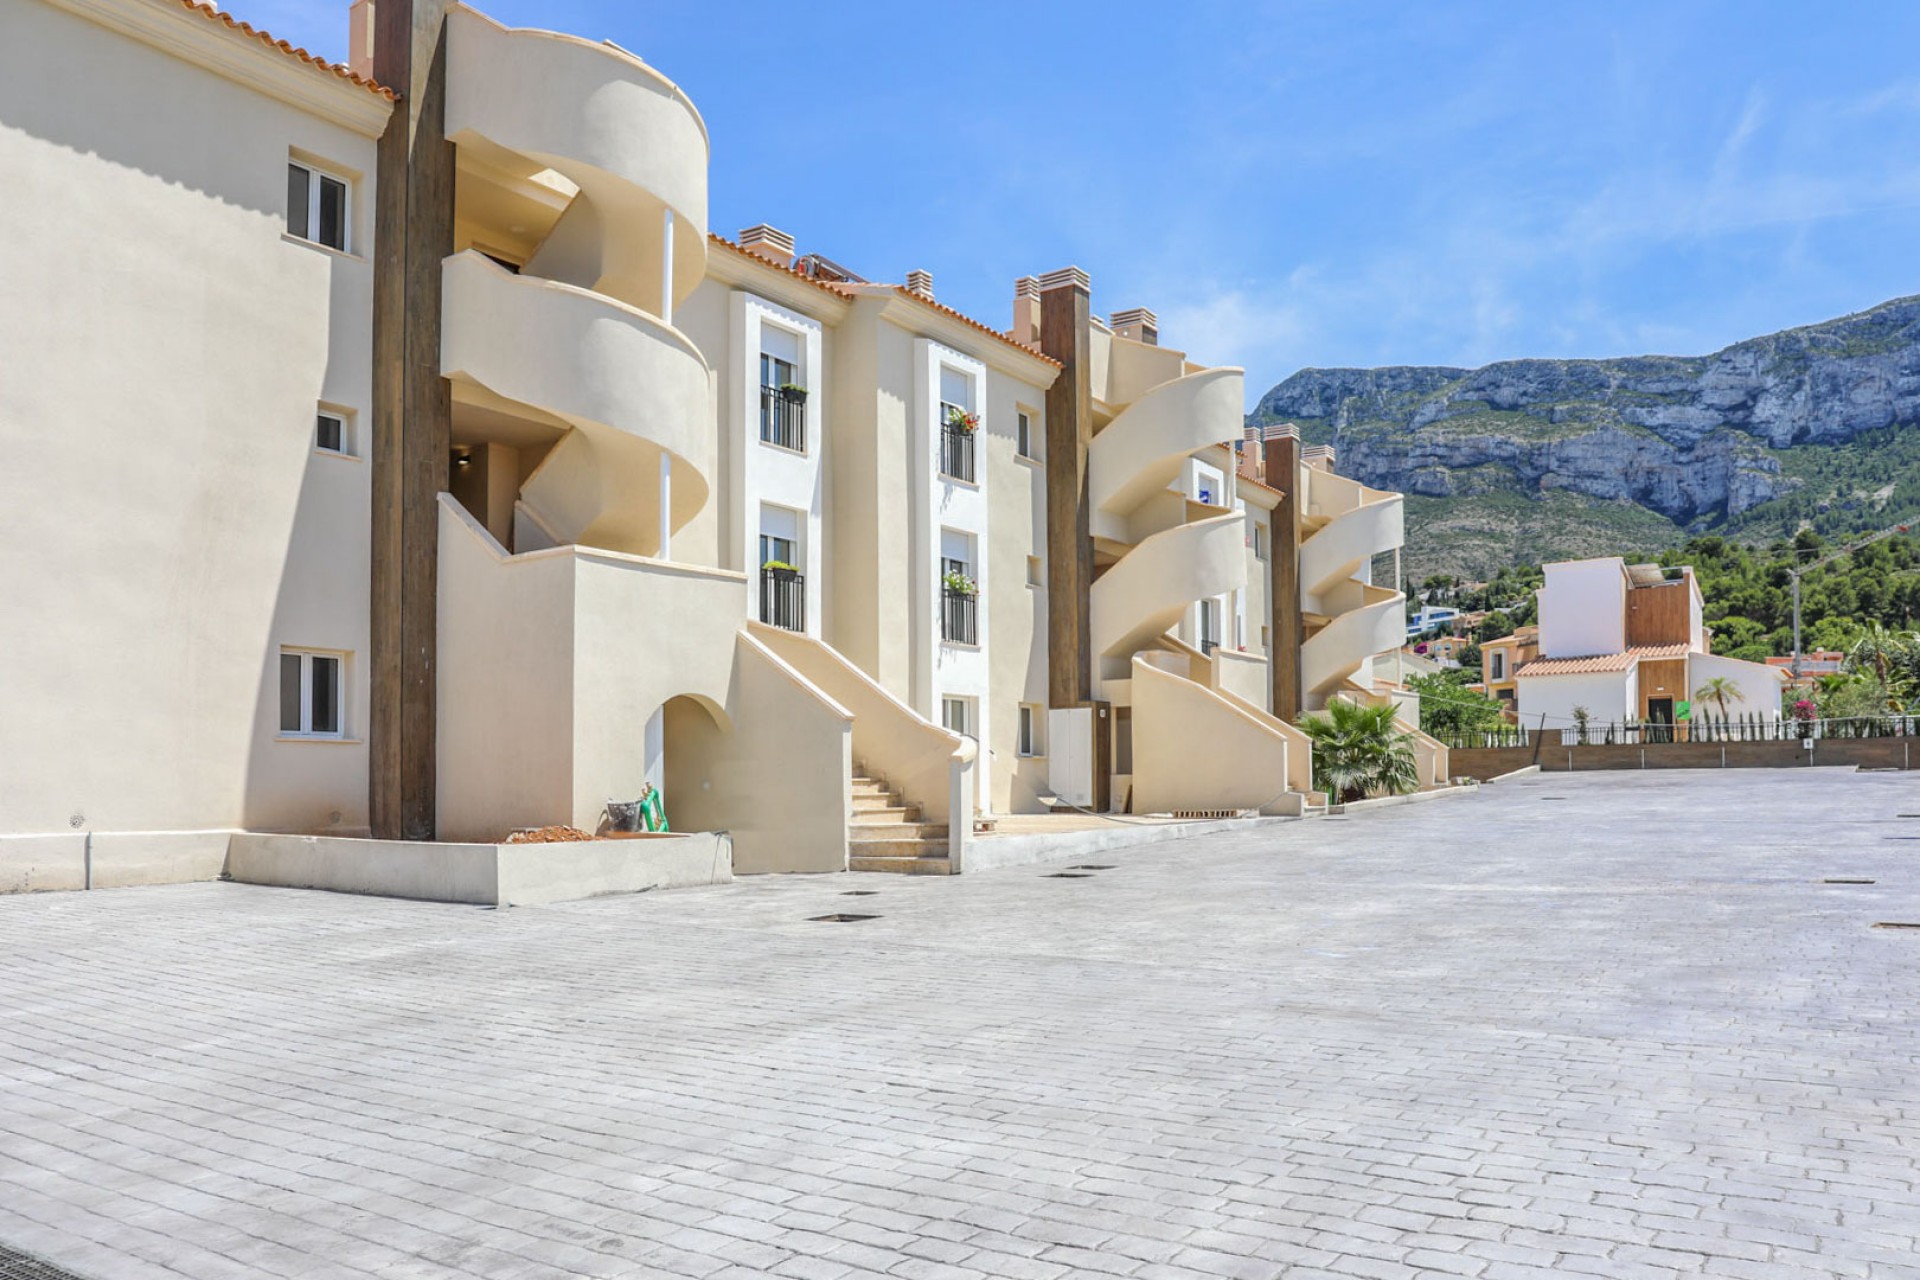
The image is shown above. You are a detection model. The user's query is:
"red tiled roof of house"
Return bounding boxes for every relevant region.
[878,286,1059,367]
[1515,643,1691,677]
[179,1,396,99]
[708,233,860,301]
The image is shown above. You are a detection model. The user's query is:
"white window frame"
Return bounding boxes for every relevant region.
[1490,651,1507,681]
[279,648,347,739]
[1253,524,1268,561]
[315,407,353,457]
[1017,704,1044,757]
[287,157,351,253]
[1016,409,1039,460]
[942,696,973,740]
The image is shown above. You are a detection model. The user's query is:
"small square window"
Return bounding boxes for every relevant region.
[315,409,352,456]
[288,159,350,252]
[941,697,972,740]
[279,649,346,738]
[1254,525,1269,561]
[1016,410,1038,460]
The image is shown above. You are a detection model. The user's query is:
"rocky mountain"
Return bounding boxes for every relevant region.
[1251,295,1920,580]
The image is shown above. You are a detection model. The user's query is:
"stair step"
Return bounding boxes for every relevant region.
[850,854,955,876]
[852,793,908,810]
[850,808,927,826]
[846,836,949,861]
[850,820,946,838]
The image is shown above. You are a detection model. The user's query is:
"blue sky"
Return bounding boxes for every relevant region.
[257,1,1920,402]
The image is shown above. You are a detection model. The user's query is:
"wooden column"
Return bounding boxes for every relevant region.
[1039,266,1092,709]
[370,0,455,840]
[1264,424,1303,722]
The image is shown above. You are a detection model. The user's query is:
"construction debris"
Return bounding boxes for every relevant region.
[503,826,595,844]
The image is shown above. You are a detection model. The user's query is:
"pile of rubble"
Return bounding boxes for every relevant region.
[502,825,595,844]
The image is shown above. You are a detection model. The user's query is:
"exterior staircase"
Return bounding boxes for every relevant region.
[848,767,952,874]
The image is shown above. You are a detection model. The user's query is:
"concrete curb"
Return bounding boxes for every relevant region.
[967,815,1300,873]
[1485,765,1542,784]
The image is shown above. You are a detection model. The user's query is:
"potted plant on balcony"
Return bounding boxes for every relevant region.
[762,559,798,576]
[944,405,979,434]
[778,382,807,404]
[942,569,977,597]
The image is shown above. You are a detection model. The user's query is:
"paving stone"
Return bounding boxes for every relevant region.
[0,771,1915,1279]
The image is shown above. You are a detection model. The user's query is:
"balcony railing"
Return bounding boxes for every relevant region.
[759,565,805,631]
[941,587,977,645]
[940,422,976,483]
[760,385,807,452]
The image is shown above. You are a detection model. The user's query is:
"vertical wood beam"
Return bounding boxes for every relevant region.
[1039,267,1092,710]
[1264,425,1303,722]
[370,0,455,840]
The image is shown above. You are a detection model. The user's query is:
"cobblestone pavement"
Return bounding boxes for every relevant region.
[3,770,1919,1280]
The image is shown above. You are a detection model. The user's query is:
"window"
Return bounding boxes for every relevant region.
[315,409,351,456]
[1017,704,1044,757]
[1198,598,1221,654]
[279,649,344,738]
[758,504,800,570]
[1253,525,1269,560]
[1016,410,1037,460]
[1026,555,1043,588]
[287,160,349,252]
[1490,652,1507,681]
[942,697,972,739]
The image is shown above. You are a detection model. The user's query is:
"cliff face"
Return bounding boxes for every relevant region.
[1252,295,1920,527]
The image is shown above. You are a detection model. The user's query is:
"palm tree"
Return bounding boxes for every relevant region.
[1298,699,1419,804]
[1693,675,1741,726]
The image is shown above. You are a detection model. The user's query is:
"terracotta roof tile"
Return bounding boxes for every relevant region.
[880,286,1060,367]
[1515,643,1692,677]
[178,1,396,100]
[707,233,863,300]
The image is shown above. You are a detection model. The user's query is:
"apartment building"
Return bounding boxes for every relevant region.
[1516,559,1785,737]
[1,0,1435,886]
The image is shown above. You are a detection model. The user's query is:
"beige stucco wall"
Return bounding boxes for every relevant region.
[984,371,1052,813]
[666,636,851,874]
[1130,660,1295,816]
[0,3,384,843]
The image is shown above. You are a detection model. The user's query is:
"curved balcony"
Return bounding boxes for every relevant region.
[1091,513,1247,663]
[1089,367,1245,518]
[1303,585,1406,697]
[445,6,708,310]
[442,251,711,555]
[1300,491,1403,600]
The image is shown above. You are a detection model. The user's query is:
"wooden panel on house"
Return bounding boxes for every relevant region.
[1638,659,1688,717]
[1626,581,1692,647]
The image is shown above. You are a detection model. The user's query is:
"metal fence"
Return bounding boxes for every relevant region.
[941,587,977,645]
[759,566,805,631]
[1436,714,1917,750]
[759,385,806,452]
[940,422,976,482]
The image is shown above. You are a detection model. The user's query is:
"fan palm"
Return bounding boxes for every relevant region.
[1692,675,1741,722]
[1298,698,1419,804]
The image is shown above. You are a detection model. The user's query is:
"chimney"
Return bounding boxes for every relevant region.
[1110,306,1158,346]
[349,0,375,78]
[737,224,794,265]
[1237,424,1263,483]
[905,269,934,300]
[1010,276,1041,345]
[1302,442,1337,472]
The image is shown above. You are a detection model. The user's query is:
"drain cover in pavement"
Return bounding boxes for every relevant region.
[1071,864,1116,870]
[842,890,879,896]
[0,1243,93,1280]
[1822,878,1876,885]
[810,913,878,922]
[1046,872,1092,879]
[1872,922,1920,930]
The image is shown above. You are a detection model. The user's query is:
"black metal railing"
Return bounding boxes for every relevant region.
[1433,714,1918,750]
[759,385,807,452]
[940,422,975,482]
[759,566,805,631]
[941,587,977,645]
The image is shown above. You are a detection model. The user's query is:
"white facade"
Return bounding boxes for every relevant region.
[1537,558,1629,658]
[730,290,826,634]
[0,0,388,852]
